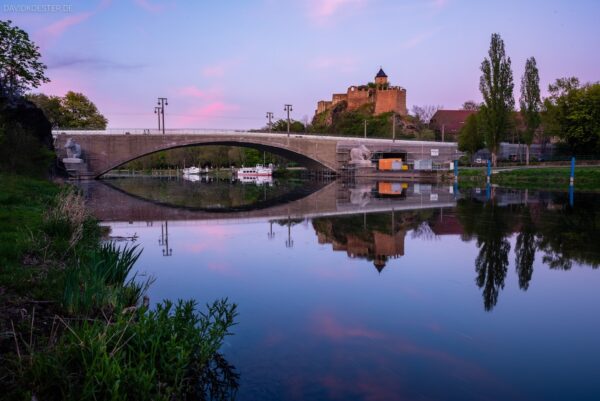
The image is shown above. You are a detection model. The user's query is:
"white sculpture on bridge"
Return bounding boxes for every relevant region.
[63,138,83,163]
[349,145,373,167]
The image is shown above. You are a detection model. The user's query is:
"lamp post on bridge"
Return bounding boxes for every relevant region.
[284,104,293,138]
[154,106,162,132]
[266,112,274,132]
[157,97,168,134]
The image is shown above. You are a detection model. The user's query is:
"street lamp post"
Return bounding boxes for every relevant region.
[284,104,293,137]
[157,97,168,134]
[154,106,162,132]
[266,112,274,132]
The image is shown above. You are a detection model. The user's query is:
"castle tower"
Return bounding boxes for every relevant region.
[375,68,388,86]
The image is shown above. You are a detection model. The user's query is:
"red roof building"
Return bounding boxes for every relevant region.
[429,110,477,139]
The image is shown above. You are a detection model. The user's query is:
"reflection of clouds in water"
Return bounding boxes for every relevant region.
[303,309,504,400]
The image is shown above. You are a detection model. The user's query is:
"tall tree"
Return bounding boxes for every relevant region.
[60,91,108,129]
[0,20,49,99]
[519,57,541,165]
[479,33,515,166]
[26,93,63,127]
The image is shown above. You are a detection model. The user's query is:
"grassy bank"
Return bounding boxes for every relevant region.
[0,173,238,400]
[458,166,600,191]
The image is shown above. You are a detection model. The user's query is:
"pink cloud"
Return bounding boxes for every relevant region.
[43,12,93,38]
[308,0,367,21]
[201,58,243,78]
[39,0,112,43]
[179,85,209,98]
[174,102,239,126]
[178,85,223,99]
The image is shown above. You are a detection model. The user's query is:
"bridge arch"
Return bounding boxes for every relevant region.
[95,138,337,178]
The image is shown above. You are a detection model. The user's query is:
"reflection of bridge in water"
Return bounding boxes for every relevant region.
[82,179,457,223]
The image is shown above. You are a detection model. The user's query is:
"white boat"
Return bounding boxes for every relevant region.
[181,166,203,175]
[238,175,273,185]
[237,164,273,177]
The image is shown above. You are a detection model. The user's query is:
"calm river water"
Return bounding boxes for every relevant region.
[83,177,600,401]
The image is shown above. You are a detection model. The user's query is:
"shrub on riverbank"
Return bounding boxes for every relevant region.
[458,166,600,191]
[10,299,237,401]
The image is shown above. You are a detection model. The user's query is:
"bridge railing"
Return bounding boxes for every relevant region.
[52,128,251,136]
[52,129,459,147]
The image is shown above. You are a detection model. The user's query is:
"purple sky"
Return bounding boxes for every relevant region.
[3,0,599,129]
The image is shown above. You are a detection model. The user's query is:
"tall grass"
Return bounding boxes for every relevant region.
[19,299,238,401]
[63,242,151,315]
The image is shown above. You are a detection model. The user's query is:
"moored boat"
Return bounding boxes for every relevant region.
[237,164,273,177]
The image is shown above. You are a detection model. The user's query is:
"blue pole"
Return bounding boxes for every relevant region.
[570,157,575,185]
[487,159,491,184]
[454,159,458,180]
[569,183,574,207]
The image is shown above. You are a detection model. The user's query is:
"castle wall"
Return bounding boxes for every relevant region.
[317,100,332,114]
[346,87,372,111]
[332,93,347,105]
[374,88,407,116]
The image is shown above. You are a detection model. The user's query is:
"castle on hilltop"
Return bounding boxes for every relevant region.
[315,68,407,117]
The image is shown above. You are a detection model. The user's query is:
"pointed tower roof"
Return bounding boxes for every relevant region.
[375,68,387,78]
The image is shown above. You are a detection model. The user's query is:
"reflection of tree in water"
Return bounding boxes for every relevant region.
[198,353,239,401]
[515,207,536,290]
[458,200,512,311]
[458,191,600,310]
[535,193,600,270]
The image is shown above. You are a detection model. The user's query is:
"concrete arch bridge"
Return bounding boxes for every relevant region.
[53,129,459,179]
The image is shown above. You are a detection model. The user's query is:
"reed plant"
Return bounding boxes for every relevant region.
[18,299,238,401]
[62,243,151,316]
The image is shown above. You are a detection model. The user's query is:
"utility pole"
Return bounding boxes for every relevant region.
[284,104,293,137]
[392,112,396,142]
[266,112,274,132]
[363,120,367,139]
[157,97,168,134]
[154,106,162,132]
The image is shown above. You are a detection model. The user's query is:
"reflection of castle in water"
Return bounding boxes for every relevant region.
[316,219,406,272]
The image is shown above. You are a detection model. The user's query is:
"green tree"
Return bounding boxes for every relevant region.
[272,119,305,133]
[0,20,49,98]
[26,93,63,127]
[479,33,515,166]
[458,113,484,158]
[60,91,108,129]
[519,57,541,165]
[543,79,600,155]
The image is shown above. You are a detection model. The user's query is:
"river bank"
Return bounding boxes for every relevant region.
[0,173,238,400]
[458,166,600,191]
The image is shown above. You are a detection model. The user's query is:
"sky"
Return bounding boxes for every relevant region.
[2,0,599,129]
